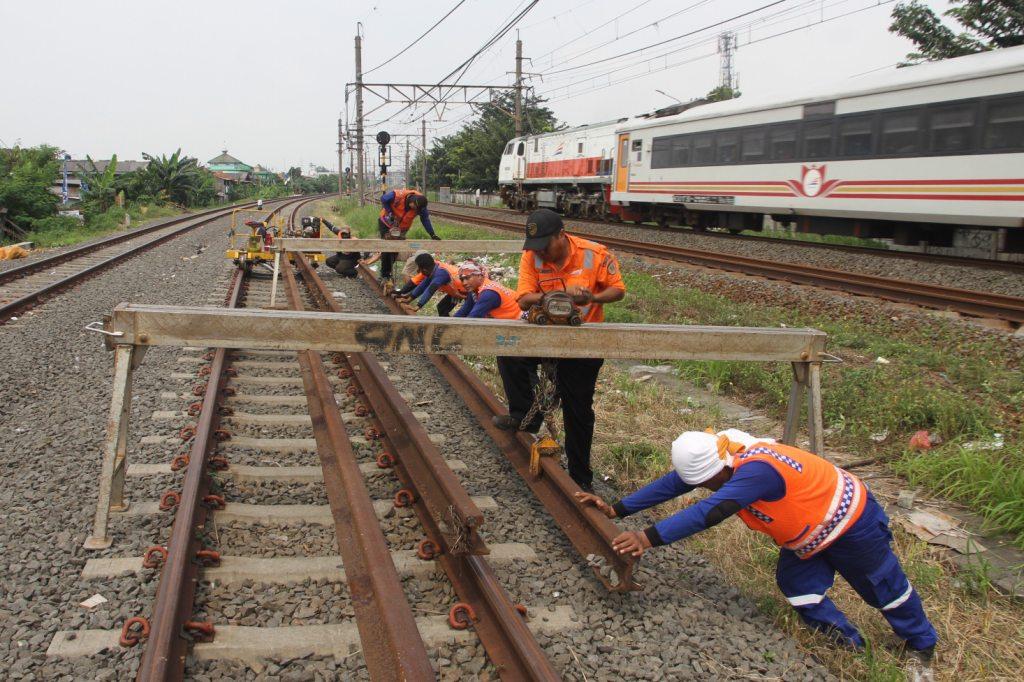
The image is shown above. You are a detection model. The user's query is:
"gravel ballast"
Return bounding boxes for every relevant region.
[2,196,834,679]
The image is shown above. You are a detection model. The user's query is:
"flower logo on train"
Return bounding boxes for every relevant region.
[784,164,841,198]
[552,142,565,156]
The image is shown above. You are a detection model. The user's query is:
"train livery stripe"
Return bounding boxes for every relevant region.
[527,157,607,179]
[625,179,1024,201]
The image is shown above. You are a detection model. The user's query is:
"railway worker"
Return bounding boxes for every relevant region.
[396,252,465,316]
[452,262,522,319]
[378,188,441,284]
[319,219,362,278]
[576,429,938,674]
[493,208,626,492]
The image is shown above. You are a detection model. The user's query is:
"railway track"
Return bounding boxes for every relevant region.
[430,205,1024,326]
[436,202,1024,273]
[0,197,304,324]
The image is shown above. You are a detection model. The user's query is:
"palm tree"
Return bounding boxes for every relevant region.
[79,154,120,212]
[141,148,203,206]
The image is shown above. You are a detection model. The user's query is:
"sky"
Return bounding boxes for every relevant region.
[0,0,953,173]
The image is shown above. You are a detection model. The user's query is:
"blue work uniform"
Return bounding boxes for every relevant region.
[454,289,502,318]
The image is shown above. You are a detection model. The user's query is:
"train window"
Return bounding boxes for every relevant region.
[619,138,629,167]
[803,101,835,119]
[517,142,525,156]
[717,131,739,163]
[983,96,1024,150]
[803,120,833,159]
[692,133,714,164]
[741,129,765,162]
[578,141,584,154]
[651,137,673,168]
[930,104,975,153]
[672,136,692,166]
[769,124,798,160]
[880,110,921,155]
[504,143,513,155]
[534,139,538,152]
[838,116,874,156]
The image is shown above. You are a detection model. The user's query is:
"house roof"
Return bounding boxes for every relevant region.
[67,159,149,174]
[208,150,246,165]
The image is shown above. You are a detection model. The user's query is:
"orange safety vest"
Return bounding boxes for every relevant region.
[379,189,424,232]
[435,261,466,298]
[477,279,522,319]
[733,442,867,559]
[518,234,625,323]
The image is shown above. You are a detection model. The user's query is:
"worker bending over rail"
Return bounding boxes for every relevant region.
[452,262,522,319]
[577,429,938,677]
[493,209,626,492]
[393,252,466,316]
[378,188,440,283]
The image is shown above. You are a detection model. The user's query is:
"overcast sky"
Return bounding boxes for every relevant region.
[0,0,952,172]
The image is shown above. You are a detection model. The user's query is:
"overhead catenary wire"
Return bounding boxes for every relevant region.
[363,0,468,76]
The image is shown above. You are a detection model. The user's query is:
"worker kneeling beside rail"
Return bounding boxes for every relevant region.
[577,429,938,675]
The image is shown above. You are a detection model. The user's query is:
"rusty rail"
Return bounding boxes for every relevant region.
[293,253,561,680]
[280,255,436,680]
[359,266,640,592]
[429,208,1024,325]
[136,269,243,679]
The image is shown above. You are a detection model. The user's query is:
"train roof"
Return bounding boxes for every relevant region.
[623,45,1024,133]
[514,118,628,142]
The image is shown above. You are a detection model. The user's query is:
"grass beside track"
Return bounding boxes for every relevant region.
[322,197,1024,680]
[23,203,188,247]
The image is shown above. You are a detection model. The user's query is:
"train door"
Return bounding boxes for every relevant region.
[615,134,630,192]
[513,140,526,180]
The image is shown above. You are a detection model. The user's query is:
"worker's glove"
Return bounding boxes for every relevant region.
[430,234,442,241]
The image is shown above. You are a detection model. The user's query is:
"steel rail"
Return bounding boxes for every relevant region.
[136,269,243,680]
[358,266,640,593]
[435,201,1024,273]
[0,197,305,324]
[429,208,1024,325]
[280,255,436,680]
[293,254,561,680]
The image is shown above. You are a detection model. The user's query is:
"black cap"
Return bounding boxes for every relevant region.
[523,209,563,251]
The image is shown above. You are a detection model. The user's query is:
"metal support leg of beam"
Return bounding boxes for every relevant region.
[84,344,145,549]
[269,251,281,307]
[782,362,808,447]
[806,362,825,454]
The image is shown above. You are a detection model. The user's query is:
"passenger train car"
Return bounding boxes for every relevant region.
[498,46,1024,254]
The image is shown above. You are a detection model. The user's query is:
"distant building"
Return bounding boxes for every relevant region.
[207,150,252,177]
[251,164,279,184]
[307,163,332,178]
[50,158,149,202]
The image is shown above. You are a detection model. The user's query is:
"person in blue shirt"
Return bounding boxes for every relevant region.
[452,262,523,319]
[395,252,465,316]
[378,189,440,282]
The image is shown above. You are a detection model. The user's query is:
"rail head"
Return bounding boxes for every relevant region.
[102,303,828,362]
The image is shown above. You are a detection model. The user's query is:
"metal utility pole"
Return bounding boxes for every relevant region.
[355,28,365,206]
[421,120,427,193]
[336,118,344,194]
[404,140,410,188]
[514,37,524,139]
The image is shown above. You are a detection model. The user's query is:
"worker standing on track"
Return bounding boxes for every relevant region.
[395,252,465,316]
[493,209,626,492]
[378,188,440,284]
[452,262,522,319]
[576,429,938,678]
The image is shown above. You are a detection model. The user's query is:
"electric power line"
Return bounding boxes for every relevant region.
[363,0,468,76]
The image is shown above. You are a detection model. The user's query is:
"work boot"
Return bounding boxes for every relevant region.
[492,414,518,431]
[905,646,935,682]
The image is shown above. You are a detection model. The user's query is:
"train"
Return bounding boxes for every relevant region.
[498,45,1024,256]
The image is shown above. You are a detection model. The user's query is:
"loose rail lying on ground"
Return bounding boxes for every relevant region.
[429,208,1024,325]
[274,237,525,254]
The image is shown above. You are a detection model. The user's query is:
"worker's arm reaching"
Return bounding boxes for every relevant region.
[407,268,451,308]
[381,190,438,239]
[463,289,501,318]
[418,207,438,239]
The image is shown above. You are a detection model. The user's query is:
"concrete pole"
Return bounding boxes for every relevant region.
[514,37,523,139]
[355,31,365,206]
[337,118,344,194]
[404,140,410,188]
[421,120,427,193]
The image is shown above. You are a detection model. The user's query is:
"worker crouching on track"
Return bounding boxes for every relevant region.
[378,188,441,284]
[303,217,363,278]
[452,262,522,319]
[393,252,466,316]
[576,429,938,676]
[493,209,626,492]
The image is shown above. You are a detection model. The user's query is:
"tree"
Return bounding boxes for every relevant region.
[890,0,1024,65]
[409,91,559,191]
[78,154,120,213]
[141,148,206,206]
[0,145,61,227]
[705,85,740,103]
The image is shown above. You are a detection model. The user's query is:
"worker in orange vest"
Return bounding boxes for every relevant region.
[493,209,626,492]
[394,252,465,316]
[451,262,523,319]
[577,429,938,678]
[378,189,440,283]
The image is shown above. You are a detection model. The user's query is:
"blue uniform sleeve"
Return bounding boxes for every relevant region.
[454,295,474,318]
[416,267,451,307]
[648,462,785,546]
[381,190,395,212]
[409,276,430,300]
[418,207,437,237]
[468,290,501,318]
[613,471,694,518]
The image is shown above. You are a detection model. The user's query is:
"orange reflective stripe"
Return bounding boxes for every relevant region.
[735,443,867,559]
